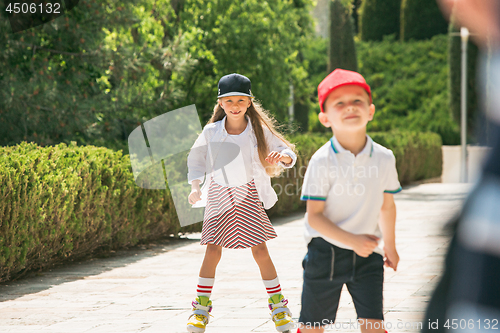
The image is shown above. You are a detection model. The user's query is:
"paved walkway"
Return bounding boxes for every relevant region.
[0,183,471,333]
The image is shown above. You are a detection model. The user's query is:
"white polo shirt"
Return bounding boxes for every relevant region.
[300,134,402,255]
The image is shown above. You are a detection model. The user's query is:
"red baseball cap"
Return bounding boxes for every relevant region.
[318,69,372,113]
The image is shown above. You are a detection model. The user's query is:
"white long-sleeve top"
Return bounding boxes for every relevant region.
[211,121,254,187]
[187,115,297,209]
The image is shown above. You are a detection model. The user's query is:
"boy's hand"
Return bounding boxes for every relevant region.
[383,246,399,271]
[265,151,292,165]
[188,184,202,204]
[350,234,379,257]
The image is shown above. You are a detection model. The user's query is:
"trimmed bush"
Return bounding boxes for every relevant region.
[267,133,329,217]
[329,0,358,72]
[357,34,461,145]
[359,0,401,41]
[369,131,442,184]
[268,130,442,215]
[1,131,441,281]
[400,0,448,41]
[0,142,199,282]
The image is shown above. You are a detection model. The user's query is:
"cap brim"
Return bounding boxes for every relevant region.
[218,92,254,98]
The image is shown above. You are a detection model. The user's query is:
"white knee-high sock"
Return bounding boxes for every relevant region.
[196,277,215,298]
[263,276,281,297]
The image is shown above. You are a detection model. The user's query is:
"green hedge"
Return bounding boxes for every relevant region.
[357,34,461,145]
[328,0,358,72]
[0,131,441,281]
[359,0,401,41]
[400,0,448,41]
[267,130,442,215]
[310,34,461,145]
[0,142,200,282]
[369,131,442,184]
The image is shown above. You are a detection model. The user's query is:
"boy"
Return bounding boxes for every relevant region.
[297,69,401,333]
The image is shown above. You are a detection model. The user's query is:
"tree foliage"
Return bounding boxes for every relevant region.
[400,0,448,41]
[0,0,314,149]
[359,0,400,41]
[328,0,357,72]
[1,0,198,148]
[176,0,314,123]
[358,34,460,145]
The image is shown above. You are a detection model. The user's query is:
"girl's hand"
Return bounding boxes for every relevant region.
[188,187,202,204]
[265,151,292,165]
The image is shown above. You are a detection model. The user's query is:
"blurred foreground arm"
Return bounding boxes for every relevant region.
[438,0,500,47]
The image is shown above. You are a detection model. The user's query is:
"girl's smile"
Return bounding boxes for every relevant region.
[218,95,252,118]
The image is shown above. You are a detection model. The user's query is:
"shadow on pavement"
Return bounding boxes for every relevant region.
[0,236,198,303]
[0,210,305,303]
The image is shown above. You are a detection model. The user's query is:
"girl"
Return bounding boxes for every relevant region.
[186,73,297,333]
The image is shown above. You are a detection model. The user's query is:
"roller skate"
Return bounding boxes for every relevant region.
[186,296,213,333]
[268,294,293,332]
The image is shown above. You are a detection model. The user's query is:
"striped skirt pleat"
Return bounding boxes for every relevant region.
[200,178,277,249]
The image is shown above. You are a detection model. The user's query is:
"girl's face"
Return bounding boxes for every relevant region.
[218,96,252,120]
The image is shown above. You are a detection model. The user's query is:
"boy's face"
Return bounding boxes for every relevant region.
[319,85,375,133]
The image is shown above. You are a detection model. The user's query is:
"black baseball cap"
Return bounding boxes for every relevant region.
[217,73,254,98]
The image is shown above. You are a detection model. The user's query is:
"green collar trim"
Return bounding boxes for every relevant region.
[330,138,339,154]
[300,195,327,201]
[384,186,402,194]
[330,137,373,157]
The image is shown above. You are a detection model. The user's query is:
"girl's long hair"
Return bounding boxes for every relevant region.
[208,99,295,177]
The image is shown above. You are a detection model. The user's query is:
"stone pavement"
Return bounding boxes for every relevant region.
[0,183,472,333]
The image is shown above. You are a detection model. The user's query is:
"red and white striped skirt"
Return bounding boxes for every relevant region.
[200,178,278,249]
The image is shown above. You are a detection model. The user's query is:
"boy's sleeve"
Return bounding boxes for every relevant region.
[300,155,331,201]
[187,128,208,185]
[384,152,402,194]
